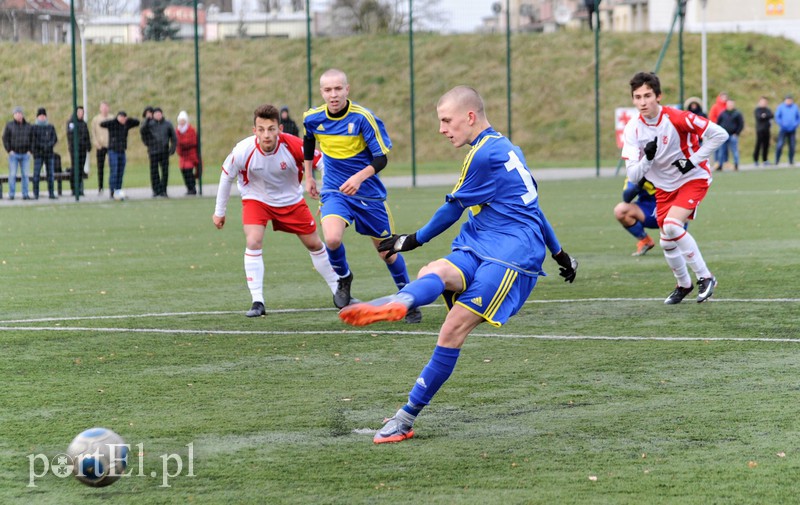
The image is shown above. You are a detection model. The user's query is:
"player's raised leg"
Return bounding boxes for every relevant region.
[339,260,450,327]
[374,235,421,324]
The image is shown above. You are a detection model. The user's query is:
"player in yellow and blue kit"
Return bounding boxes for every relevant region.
[613,177,659,256]
[339,86,578,444]
[303,68,420,323]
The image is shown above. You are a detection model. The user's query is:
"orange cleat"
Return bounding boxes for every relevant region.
[338,296,409,326]
[373,417,415,444]
[632,236,655,256]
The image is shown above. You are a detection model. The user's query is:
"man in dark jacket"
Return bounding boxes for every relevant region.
[67,106,92,196]
[140,107,177,197]
[753,96,773,166]
[279,106,300,136]
[716,99,745,171]
[2,106,33,200]
[31,107,59,199]
[101,111,140,200]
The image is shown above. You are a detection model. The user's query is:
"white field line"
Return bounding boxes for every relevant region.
[1,296,798,326]
[0,297,797,342]
[1,326,799,344]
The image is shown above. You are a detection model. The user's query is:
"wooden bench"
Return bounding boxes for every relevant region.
[0,170,87,199]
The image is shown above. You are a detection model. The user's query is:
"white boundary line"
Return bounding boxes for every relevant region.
[1,326,799,344]
[1,296,798,325]
[1,297,797,342]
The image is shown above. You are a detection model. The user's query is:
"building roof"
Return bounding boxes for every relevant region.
[2,0,71,15]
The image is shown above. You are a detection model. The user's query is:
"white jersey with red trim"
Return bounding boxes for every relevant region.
[215,133,322,216]
[622,105,727,192]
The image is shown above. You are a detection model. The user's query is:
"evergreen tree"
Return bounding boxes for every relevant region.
[143,1,180,41]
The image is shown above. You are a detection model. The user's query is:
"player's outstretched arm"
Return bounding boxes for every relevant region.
[378,233,420,259]
[552,249,578,283]
[379,199,465,258]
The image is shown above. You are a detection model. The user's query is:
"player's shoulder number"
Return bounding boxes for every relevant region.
[504,150,538,204]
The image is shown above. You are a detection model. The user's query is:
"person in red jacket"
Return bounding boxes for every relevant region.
[176,110,199,195]
[708,92,728,123]
[708,92,728,169]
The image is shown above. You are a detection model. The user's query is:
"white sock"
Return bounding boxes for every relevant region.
[244,248,264,303]
[309,246,339,294]
[660,240,692,288]
[672,230,712,280]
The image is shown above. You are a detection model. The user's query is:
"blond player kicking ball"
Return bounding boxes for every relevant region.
[622,72,728,304]
[213,104,339,317]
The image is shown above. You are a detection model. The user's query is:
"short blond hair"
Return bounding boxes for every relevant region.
[438,86,485,119]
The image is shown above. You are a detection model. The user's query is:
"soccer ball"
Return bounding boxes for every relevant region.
[66,427,128,487]
[114,190,127,201]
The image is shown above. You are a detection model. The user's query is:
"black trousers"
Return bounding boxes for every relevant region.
[181,168,196,193]
[69,152,88,194]
[96,147,108,190]
[753,129,770,163]
[149,151,170,196]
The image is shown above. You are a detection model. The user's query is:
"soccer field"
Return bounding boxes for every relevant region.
[2,167,799,504]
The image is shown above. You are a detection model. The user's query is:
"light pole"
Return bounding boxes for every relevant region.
[701,0,708,111]
[78,14,90,175]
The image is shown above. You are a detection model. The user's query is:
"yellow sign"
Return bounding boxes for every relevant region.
[766,0,784,16]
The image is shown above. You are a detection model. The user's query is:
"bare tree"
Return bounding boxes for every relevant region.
[83,0,133,16]
[330,0,443,35]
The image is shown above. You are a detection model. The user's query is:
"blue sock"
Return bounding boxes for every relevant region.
[386,253,411,289]
[326,244,349,277]
[399,274,445,308]
[625,221,647,239]
[408,345,461,407]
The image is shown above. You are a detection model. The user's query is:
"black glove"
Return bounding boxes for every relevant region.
[672,158,695,174]
[378,233,421,259]
[552,250,578,283]
[644,136,658,161]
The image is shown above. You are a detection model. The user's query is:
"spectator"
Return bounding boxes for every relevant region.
[2,106,33,200]
[31,107,59,200]
[708,92,728,170]
[100,111,140,201]
[753,96,773,167]
[774,94,800,166]
[139,106,156,195]
[684,96,706,118]
[716,99,744,171]
[140,107,177,197]
[279,106,299,136]
[175,110,199,195]
[67,106,92,196]
[708,92,728,123]
[90,101,112,194]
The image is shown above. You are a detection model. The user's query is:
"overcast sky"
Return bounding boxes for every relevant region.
[438,0,491,33]
[231,0,490,33]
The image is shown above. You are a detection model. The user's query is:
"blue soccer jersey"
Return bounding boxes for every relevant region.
[447,127,546,276]
[303,100,392,201]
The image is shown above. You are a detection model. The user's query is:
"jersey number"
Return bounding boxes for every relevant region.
[504,151,538,204]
